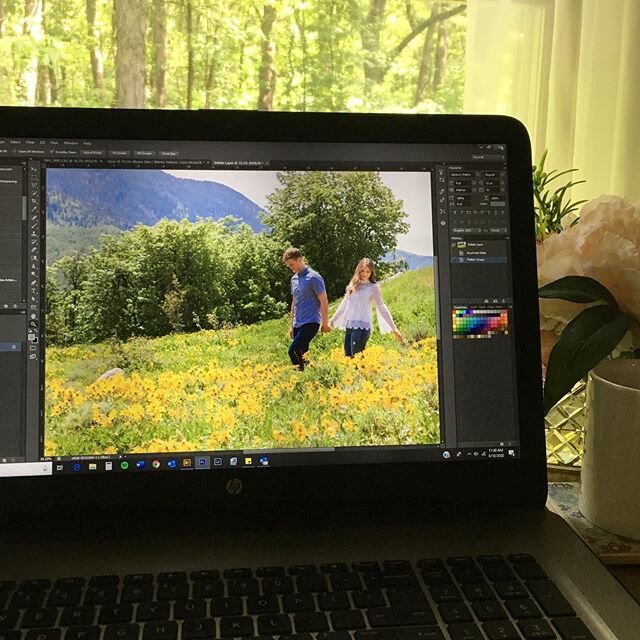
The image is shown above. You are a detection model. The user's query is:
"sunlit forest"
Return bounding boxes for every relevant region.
[0,0,467,112]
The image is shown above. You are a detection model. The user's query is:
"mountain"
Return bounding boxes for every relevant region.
[386,249,433,270]
[46,169,265,231]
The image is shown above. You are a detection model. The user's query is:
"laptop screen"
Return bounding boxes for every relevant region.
[0,133,520,478]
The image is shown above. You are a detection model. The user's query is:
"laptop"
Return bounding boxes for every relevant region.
[0,107,638,640]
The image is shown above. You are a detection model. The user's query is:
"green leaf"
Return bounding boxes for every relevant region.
[543,305,629,413]
[539,276,618,307]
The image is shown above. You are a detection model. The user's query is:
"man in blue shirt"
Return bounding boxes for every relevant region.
[282,247,330,370]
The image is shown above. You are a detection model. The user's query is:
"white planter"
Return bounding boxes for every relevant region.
[579,360,640,540]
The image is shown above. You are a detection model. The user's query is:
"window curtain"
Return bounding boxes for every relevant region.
[464,0,640,203]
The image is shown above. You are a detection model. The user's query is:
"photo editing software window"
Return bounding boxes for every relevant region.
[0,137,520,477]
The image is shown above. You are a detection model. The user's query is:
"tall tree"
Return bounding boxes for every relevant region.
[432,3,448,91]
[114,0,146,108]
[184,0,194,109]
[86,0,105,94]
[151,0,167,106]
[414,6,437,106]
[22,0,44,106]
[257,0,276,111]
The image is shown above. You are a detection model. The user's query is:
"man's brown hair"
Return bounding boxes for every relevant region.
[282,247,302,262]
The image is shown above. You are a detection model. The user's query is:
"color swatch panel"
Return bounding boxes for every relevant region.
[452,308,509,339]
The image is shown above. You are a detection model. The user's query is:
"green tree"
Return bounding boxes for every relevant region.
[264,171,409,299]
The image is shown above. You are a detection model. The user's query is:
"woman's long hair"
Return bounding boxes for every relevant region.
[346,258,377,295]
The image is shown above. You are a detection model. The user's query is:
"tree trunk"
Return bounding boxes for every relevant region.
[257,1,276,111]
[432,7,448,91]
[0,1,7,37]
[185,0,194,109]
[23,0,44,106]
[414,10,436,106]
[86,0,105,92]
[114,0,146,108]
[151,0,167,107]
[293,6,306,110]
[361,0,386,87]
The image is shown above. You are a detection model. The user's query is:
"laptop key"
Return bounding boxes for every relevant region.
[181,618,216,640]
[121,584,154,603]
[526,580,575,617]
[104,624,139,640]
[320,563,349,574]
[354,627,444,640]
[172,599,204,620]
[448,623,485,640]
[551,617,595,640]
[220,616,254,637]
[84,586,119,605]
[20,580,51,590]
[190,571,220,581]
[192,580,223,598]
[317,633,352,640]
[25,629,61,640]
[60,606,97,626]
[88,576,119,587]
[64,626,101,640]
[157,573,186,583]
[227,577,259,596]
[141,620,178,640]
[48,587,82,607]
[493,581,528,600]
[462,583,495,601]
[256,567,285,577]
[318,592,350,611]
[288,565,318,575]
[156,582,188,601]
[352,589,385,608]
[472,600,508,621]
[517,619,556,639]
[0,633,20,640]
[123,575,153,585]
[0,610,19,630]
[513,563,546,581]
[330,573,362,591]
[505,598,542,619]
[293,612,329,633]
[262,576,294,594]
[256,614,292,635]
[352,562,380,573]
[136,601,171,622]
[98,604,134,624]
[247,595,280,615]
[368,606,436,627]
[429,583,462,603]
[282,593,315,613]
[223,568,252,579]
[211,596,243,616]
[438,602,473,624]
[483,564,516,582]
[387,587,429,608]
[9,589,45,608]
[21,607,59,628]
[55,579,85,589]
[330,609,366,630]
[482,620,521,640]
[296,575,327,593]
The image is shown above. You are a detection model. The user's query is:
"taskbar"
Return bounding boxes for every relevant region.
[45,444,520,475]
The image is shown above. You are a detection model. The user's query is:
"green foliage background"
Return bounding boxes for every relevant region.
[0,0,467,113]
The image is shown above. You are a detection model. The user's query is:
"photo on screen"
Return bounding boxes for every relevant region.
[44,168,439,457]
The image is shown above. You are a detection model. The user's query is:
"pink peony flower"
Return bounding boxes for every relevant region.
[538,196,640,338]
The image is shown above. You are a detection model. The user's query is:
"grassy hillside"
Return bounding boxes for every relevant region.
[45,268,439,456]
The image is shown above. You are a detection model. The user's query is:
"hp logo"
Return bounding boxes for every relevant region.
[226,478,243,495]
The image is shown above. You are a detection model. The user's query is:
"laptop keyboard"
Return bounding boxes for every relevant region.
[0,554,595,640]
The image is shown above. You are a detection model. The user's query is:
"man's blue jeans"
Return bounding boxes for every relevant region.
[344,327,370,357]
[289,322,320,370]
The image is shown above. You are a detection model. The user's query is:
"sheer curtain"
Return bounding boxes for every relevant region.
[464,0,640,203]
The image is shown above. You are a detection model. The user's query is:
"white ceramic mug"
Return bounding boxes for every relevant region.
[579,359,640,540]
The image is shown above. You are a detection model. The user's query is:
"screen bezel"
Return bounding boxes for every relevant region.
[0,107,547,518]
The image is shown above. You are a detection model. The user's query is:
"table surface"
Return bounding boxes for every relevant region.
[547,468,640,604]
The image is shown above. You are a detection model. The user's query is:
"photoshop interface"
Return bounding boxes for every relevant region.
[0,138,519,477]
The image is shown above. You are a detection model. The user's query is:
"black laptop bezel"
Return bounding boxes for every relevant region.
[0,107,547,518]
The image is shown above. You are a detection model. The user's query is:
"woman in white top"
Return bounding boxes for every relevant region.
[330,258,403,357]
